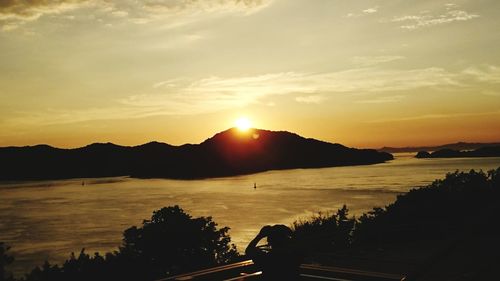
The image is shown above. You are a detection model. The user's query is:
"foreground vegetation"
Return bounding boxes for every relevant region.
[294,168,500,247]
[292,168,500,280]
[1,206,238,281]
[2,168,499,280]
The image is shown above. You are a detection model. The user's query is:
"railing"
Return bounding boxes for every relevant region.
[156,260,256,281]
[156,259,407,281]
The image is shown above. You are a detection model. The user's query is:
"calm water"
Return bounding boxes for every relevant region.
[1,154,499,275]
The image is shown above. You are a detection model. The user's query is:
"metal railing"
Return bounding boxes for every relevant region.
[156,259,407,281]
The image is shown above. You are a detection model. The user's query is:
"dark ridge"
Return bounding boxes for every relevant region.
[0,128,393,181]
[379,141,500,153]
[415,146,500,158]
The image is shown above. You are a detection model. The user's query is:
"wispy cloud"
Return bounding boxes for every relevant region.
[0,0,272,31]
[6,64,500,126]
[346,6,378,18]
[351,56,405,67]
[0,0,93,30]
[462,65,500,84]
[392,5,479,30]
[356,95,405,104]
[295,95,326,104]
[368,110,500,123]
[124,65,495,115]
[0,0,88,21]
[123,72,316,113]
[140,0,272,15]
[363,7,378,14]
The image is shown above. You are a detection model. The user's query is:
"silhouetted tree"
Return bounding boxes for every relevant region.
[351,168,500,248]
[118,205,238,280]
[22,205,238,281]
[292,168,500,252]
[292,205,356,252]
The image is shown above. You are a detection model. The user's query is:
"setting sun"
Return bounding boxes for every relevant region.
[235,117,252,132]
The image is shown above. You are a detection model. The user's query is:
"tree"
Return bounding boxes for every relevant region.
[23,205,238,281]
[119,205,238,280]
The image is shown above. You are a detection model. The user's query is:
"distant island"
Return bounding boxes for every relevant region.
[415,146,500,158]
[379,141,500,153]
[0,128,393,181]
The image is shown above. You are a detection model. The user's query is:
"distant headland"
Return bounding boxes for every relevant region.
[0,128,393,181]
[379,142,500,153]
[415,146,500,159]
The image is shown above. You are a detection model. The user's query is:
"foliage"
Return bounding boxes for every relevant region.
[353,168,500,247]
[292,168,500,251]
[20,205,238,281]
[119,205,238,279]
[292,205,355,252]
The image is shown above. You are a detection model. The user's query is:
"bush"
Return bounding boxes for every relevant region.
[292,168,500,250]
[292,205,355,252]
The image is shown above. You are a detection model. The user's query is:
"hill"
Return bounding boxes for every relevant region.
[0,128,393,181]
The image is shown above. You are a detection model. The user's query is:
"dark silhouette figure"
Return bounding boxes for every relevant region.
[245,225,302,281]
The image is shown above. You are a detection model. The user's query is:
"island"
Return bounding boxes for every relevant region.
[415,146,500,158]
[379,141,500,153]
[0,128,393,181]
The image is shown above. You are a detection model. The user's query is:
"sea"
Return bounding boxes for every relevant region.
[1,153,499,276]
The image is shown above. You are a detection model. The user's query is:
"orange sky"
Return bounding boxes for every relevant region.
[1,0,500,148]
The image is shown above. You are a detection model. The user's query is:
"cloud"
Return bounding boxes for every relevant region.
[368,110,500,123]
[346,6,378,18]
[4,64,500,126]
[356,95,405,104]
[351,56,405,67]
[141,0,272,14]
[0,0,93,30]
[445,3,457,10]
[0,0,272,31]
[123,65,485,115]
[295,95,326,104]
[363,7,378,14]
[392,5,479,30]
[462,65,500,84]
[0,0,91,21]
[124,72,317,114]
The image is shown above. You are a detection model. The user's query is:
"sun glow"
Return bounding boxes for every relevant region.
[235,117,252,132]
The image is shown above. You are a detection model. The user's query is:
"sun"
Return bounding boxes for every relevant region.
[235,117,252,132]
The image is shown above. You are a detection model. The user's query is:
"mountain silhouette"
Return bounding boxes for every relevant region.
[0,128,393,181]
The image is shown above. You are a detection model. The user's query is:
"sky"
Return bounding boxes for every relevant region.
[1,0,499,148]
